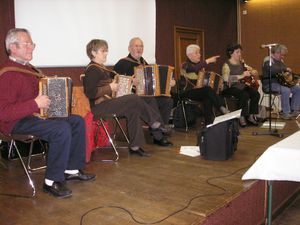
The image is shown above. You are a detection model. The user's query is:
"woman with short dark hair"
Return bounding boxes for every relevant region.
[222,43,260,127]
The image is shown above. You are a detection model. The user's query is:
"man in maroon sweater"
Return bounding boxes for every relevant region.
[0,28,95,198]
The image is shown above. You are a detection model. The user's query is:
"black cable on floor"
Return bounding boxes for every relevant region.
[80,165,251,225]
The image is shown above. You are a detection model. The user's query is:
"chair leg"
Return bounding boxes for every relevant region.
[98,118,119,162]
[180,101,188,132]
[259,94,265,107]
[113,116,130,144]
[27,140,47,172]
[12,141,36,197]
[8,141,15,160]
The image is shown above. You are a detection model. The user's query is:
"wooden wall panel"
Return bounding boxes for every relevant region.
[0,0,237,79]
[156,0,237,75]
[0,0,15,63]
[240,0,300,74]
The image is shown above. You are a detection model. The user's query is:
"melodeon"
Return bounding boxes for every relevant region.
[39,77,72,118]
[196,70,223,94]
[112,74,133,98]
[134,64,174,97]
[275,71,299,88]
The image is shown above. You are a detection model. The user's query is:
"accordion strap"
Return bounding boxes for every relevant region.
[0,66,45,78]
[86,63,118,76]
[123,57,147,66]
[181,68,196,90]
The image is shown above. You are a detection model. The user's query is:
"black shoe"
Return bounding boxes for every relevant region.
[129,148,151,157]
[160,126,173,136]
[43,182,72,198]
[247,115,259,126]
[65,170,96,182]
[153,137,173,146]
[239,116,247,128]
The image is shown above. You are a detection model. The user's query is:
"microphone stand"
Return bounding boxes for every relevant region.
[253,45,283,138]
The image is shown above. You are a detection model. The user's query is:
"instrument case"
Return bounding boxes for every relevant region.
[198,118,239,160]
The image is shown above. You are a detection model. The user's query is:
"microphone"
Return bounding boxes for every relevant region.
[261,43,278,48]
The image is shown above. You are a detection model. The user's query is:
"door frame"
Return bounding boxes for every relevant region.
[173,26,205,79]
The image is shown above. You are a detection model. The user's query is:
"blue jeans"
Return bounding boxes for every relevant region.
[264,83,300,114]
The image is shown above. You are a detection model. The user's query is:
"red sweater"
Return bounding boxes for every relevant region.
[0,59,39,134]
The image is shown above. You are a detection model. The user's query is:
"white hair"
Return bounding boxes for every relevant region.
[271,44,288,54]
[5,28,30,54]
[128,37,143,47]
[186,44,200,56]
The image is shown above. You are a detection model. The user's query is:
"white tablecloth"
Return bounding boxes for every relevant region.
[242,131,300,182]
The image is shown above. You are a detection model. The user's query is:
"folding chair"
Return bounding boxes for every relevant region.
[80,74,130,162]
[93,113,130,162]
[260,87,281,118]
[0,132,44,197]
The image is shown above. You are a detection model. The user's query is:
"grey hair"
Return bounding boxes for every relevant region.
[186,44,200,56]
[128,37,143,47]
[5,28,30,54]
[271,44,288,54]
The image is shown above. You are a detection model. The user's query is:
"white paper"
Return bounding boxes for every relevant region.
[180,146,201,157]
[261,121,286,129]
[207,109,242,128]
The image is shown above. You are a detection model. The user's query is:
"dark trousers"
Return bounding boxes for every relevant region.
[92,94,163,147]
[182,86,222,125]
[142,96,173,125]
[222,86,260,116]
[12,115,86,182]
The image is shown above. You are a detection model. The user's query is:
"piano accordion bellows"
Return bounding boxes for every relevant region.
[134,64,174,97]
[196,70,223,94]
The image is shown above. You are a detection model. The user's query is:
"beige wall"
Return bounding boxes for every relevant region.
[240,0,300,75]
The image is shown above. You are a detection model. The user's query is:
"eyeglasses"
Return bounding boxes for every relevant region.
[15,42,36,48]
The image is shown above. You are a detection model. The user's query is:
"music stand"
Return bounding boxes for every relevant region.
[252,44,283,138]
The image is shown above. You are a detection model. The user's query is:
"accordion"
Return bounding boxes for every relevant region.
[196,70,223,94]
[112,74,133,98]
[134,64,174,97]
[275,71,299,88]
[39,77,72,118]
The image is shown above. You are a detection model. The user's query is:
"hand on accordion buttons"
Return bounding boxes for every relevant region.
[109,81,118,92]
[35,94,51,109]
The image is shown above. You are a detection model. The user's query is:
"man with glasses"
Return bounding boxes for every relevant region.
[0,28,96,198]
[262,44,300,119]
